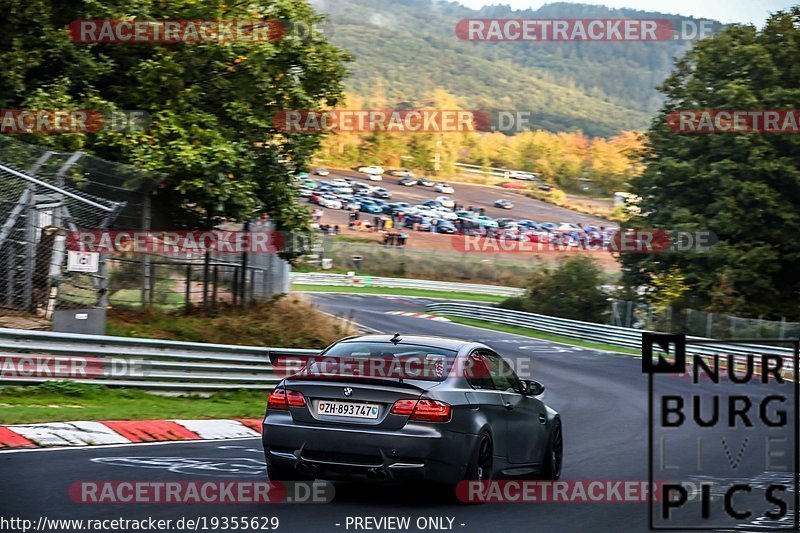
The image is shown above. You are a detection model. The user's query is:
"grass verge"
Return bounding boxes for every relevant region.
[0,382,267,424]
[292,284,507,303]
[106,295,355,348]
[442,315,641,355]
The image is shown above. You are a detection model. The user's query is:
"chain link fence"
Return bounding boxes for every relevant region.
[610,299,800,339]
[105,220,292,312]
[0,137,292,323]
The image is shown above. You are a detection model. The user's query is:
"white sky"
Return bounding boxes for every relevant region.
[457,0,797,25]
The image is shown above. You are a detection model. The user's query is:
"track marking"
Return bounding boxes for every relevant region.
[385,311,450,322]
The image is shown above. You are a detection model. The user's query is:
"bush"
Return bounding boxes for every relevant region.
[503,256,608,323]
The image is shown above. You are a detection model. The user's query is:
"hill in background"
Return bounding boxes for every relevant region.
[314,0,723,136]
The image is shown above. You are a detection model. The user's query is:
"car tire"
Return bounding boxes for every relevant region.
[540,419,563,480]
[453,432,493,504]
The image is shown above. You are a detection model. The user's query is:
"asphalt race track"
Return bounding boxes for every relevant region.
[0,294,793,532]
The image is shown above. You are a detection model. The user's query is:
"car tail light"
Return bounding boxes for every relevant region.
[267,389,306,411]
[390,399,452,422]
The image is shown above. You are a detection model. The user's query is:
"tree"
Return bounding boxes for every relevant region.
[501,256,608,323]
[621,9,800,320]
[0,0,350,234]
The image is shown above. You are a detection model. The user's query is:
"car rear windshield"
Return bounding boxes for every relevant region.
[307,342,459,382]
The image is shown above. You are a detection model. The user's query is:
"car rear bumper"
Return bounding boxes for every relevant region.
[263,413,476,484]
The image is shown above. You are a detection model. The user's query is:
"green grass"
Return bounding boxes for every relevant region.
[0,382,268,424]
[442,315,641,355]
[292,284,507,303]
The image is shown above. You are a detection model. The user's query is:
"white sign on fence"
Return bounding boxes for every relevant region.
[67,251,99,273]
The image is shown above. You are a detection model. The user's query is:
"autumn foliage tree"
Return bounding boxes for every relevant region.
[0,0,350,231]
[621,9,800,320]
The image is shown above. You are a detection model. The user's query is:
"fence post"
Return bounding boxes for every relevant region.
[211,265,219,308]
[240,220,250,306]
[184,264,191,313]
[140,194,151,308]
[706,312,713,338]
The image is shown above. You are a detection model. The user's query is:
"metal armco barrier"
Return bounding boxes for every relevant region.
[0,328,319,391]
[290,272,525,297]
[424,302,798,371]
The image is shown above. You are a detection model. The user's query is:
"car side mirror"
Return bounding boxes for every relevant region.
[523,380,545,396]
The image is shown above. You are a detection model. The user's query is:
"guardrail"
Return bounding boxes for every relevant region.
[290,273,525,297]
[424,302,798,370]
[0,328,319,391]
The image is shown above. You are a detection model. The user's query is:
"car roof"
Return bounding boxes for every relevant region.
[339,334,482,351]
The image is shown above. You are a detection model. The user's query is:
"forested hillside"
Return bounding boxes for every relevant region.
[315,0,722,135]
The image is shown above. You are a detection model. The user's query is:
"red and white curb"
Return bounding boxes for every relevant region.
[385,311,450,322]
[0,418,262,449]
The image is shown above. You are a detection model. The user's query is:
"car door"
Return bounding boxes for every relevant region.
[463,351,509,461]
[483,351,548,465]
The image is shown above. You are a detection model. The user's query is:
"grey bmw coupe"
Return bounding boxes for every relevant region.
[262,334,563,486]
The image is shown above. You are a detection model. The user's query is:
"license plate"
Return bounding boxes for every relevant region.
[317,400,380,419]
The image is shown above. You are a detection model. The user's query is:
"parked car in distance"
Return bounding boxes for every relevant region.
[473,215,499,229]
[399,176,416,187]
[517,220,542,231]
[558,223,583,231]
[298,187,314,198]
[501,181,527,190]
[353,182,376,193]
[508,170,537,181]
[358,165,384,175]
[319,195,343,209]
[339,196,361,210]
[403,213,432,231]
[358,200,383,214]
[313,167,330,176]
[433,220,457,234]
[434,208,458,221]
[388,169,414,178]
[494,199,514,209]
[385,202,411,215]
[372,188,392,199]
[332,186,354,195]
[434,182,454,194]
[436,196,455,209]
[538,184,554,192]
[539,222,558,231]
[417,177,435,187]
